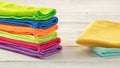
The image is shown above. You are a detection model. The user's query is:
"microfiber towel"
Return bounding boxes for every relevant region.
[0,24,58,37]
[0,1,56,20]
[0,44,62,59]
[90,47,120,57]
[0,30,57,44]
[76,20,120,48]
[0,36,61,51]
[0,17,58,29]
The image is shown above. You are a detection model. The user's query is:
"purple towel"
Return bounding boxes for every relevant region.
[0,43,62,59]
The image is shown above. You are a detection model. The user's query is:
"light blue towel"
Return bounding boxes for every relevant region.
[90,47,120,57]
[0,17,58,29]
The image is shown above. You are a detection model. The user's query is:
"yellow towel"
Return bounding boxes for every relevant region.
[76,20,120,48]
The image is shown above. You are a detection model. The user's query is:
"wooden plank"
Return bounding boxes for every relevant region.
[3,0,120,22]
[0,61,120,68]
[1,46,120,62]
[0,46,120,68]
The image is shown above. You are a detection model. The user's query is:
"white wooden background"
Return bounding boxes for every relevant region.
[1,0,120,68]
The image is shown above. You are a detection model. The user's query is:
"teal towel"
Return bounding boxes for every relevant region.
[90,47,120,57]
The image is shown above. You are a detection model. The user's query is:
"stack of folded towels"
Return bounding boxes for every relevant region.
[76,20,120,57]
[0,1,62,59]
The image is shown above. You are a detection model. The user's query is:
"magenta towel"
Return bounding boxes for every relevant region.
[0,36,61,51]
[0,43,62,59]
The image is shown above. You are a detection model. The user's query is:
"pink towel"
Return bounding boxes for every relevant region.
[0,36,61,51]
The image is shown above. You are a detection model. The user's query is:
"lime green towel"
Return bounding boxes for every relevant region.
[0,30,57,44]
[0,1,56,20]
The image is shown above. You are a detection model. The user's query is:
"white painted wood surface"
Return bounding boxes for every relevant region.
[0,0,120,68]
[3,0,120,22]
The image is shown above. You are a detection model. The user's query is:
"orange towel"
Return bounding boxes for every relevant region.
[0,24,58,37]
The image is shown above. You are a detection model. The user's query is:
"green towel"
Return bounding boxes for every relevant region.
[0,30,57,44]
[0,1,56,20]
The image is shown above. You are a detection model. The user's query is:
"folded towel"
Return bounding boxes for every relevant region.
[0,30,57,44]
[0,44,62,59]
[0,36,61,51]
[90,47,120,57]
[0,1,56,20]
[76,20,120,48]
[0,24,58,37]
[0,17,58,29]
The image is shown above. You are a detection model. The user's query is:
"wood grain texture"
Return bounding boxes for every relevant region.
[3,0,120,22]
[1,46,120,68]
[0,61,120,68]
[1,46,120,61]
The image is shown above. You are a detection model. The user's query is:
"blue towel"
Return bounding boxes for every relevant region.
[90,47,120,57]
[0,17,58,29]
